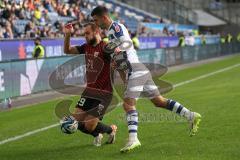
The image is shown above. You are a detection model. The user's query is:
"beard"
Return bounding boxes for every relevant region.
[87,37,97,46]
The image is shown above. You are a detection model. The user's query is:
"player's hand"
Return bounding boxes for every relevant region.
[64,23,73,35]
[114,47,122,55]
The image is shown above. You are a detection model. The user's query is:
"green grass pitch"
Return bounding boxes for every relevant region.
[0,55,240,160]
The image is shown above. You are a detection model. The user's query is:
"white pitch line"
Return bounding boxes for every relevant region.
[0,63,240,145]
[173,63,240,88]
[0,124,59,145]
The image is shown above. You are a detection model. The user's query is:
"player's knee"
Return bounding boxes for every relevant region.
[123,101,136,112]
[84,121,97,132]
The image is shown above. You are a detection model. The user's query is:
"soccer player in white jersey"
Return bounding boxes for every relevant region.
[91,6,201,153]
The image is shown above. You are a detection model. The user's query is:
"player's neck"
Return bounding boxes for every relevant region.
[105,19,113,30]
[92,37,101,47]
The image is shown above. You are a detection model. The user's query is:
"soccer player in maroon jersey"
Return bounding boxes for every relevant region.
[63,22,117,146]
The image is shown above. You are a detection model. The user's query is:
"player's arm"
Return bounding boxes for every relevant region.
[111,60,127,84]
[117,69,127,84]
[112,23,133,50]
[103,24,133,56]
[64,23,79,54]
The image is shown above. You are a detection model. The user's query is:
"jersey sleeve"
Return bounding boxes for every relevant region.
[112,23,124,39]
[75,44,86,54]
[111,23,132,44]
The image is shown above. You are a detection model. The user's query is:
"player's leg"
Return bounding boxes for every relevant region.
[84,115,102,147]
[151,95,201,136]
[151,95,193,119]
[73,104,117,146]
[83,115,99,133]
[84,114,117,146]
[73,96,100,136]
[119,68,151,152]
[71,107,93,135]
[120,97,141,152]
[123,97,138,141]
[74,93,101,135]
[120,75,145,153]
[144,76,201,136]
[72,107,87,122]
[78,88,117,145]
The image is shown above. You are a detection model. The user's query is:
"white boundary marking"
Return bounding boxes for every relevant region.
[0,124,59,145]
[173,63,240,88]
[0,63,239,145]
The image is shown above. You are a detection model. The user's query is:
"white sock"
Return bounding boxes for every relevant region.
[167,99,193,121]
[127,110,138,141]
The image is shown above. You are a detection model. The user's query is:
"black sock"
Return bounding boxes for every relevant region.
[90,122,113,137]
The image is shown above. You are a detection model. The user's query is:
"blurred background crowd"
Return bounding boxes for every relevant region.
[0,0,240,46]
[0,0,175,40]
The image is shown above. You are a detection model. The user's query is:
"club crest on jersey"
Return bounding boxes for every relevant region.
[94,52,99,58]
[114,25,120,33]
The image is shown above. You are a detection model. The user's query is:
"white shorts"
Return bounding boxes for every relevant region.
[124,64,160,99]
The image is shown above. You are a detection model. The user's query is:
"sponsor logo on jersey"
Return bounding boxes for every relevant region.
[94,52,99,58]
[114,25,120,33]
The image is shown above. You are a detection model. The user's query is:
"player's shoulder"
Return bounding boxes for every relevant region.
[110,22,120,30]
[110,21,126,33]
[109,21,126,38]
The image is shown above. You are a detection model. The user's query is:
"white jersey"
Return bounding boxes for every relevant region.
[107,21,160,99]
[107,21,140,64]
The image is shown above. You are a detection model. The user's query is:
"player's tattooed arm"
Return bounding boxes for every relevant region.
[63,23,79,54]
[111,61,127,84]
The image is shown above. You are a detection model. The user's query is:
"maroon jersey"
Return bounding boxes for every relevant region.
[76,41,112,93]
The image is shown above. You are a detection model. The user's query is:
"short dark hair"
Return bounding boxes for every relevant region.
[84,22,99,32]
[91,6,109,17]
